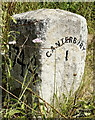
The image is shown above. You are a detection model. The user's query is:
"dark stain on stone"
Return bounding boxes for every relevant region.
[9,18,49,106]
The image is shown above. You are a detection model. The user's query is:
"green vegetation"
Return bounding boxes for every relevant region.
[0,2,95,119]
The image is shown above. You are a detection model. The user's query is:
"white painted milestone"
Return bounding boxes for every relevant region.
[11,9,87,104]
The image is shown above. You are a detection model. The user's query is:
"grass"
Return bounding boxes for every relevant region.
[0,2,95,119]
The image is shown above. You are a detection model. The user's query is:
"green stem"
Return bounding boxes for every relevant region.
[53,50,56,117]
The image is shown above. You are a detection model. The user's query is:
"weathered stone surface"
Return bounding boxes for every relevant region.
[10,9,87,104]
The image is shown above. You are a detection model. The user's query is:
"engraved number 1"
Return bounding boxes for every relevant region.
[65,50,68,61]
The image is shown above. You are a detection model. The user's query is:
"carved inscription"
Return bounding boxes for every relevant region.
[46,36,86,57]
